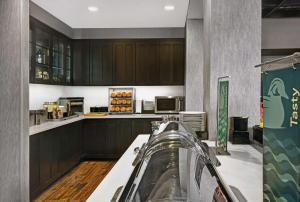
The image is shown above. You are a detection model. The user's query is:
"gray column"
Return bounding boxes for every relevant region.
[203,0,261,140]
[0,0,29,201]
[185,19,204,111]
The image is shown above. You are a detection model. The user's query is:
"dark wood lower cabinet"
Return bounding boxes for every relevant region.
[29,134,40,199]
[132,119,156,137]
[39,130,54,190]
[30,121,82,201]
[83,118,159,159]
[83,120,112,158]
[116,120,133,156]
[30,118,159,201]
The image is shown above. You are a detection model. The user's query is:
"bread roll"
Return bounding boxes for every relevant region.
[116,100,122,105]
[122,92,127,97]
[121,107,126,112]
[126,100,131,105]
[126,107,132,112]
[117,92,122,97]
[115,107,120,112]
[122,99,127,105]
[111,99,117,105]
[126,92,132,97]
[111,92,116,97]
[110,106,115,112]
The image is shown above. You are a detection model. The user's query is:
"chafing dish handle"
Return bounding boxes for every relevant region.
[111,186,123,202]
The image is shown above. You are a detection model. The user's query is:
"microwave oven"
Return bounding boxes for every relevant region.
[155,96,185,114]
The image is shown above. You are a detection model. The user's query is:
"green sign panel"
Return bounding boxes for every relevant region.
[217,80,229,153]
[263,65,300,202]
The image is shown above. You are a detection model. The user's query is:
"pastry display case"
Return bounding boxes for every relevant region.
[108,88,135,114]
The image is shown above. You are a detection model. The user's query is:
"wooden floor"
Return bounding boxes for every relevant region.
[34,161,116,202]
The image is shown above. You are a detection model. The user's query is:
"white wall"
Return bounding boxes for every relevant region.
[29,84,65,110]
[262,18,300,49]
[30,84,184,113]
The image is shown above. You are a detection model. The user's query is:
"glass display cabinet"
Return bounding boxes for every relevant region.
[65,43,72,84]
[30,17,72,85]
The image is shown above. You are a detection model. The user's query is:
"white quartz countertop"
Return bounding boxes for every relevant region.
[29,114,170,136]
[86,136,263,202]
[30,116,84,136]
[204,141,263,202]
[87,134,150,202]
[83,114,166,119]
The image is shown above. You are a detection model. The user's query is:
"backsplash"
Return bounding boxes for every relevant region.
[30,84,184,113]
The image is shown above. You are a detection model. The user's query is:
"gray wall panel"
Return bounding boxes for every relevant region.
[185,19,204,111]
[0,0,29,201]
[187,0,204,19]
[30,2,73,38]
[204,0,261,140]
[203,0,212,134]
[73,27,185,39]
[262,18,300,49]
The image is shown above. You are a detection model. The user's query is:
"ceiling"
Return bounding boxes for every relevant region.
[263,0,300,18]
[31,0,189,28]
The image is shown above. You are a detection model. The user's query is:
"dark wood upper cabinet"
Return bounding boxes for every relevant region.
[113,41,136,85]
[159,39,185,85]
[135,40,160,85]
[30,17,72,86]
[30,18,185,87]
[90,40,113,85]
[72,40,90,85]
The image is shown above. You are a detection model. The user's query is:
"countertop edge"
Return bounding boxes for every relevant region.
[29,114,172,136]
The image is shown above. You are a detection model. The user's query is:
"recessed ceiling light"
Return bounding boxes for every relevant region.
[164,5,175,11]
[88,6,99,12]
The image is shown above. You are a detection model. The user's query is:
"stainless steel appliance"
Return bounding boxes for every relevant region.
[90,106,108,113]
[117,121,232,202]
[29,109,47,126]
[57,98,71,117]
[155,96,185,114]
[58,97,84,114]
[142,100,154,114]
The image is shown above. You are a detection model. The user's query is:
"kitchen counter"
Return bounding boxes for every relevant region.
[30,116,84,136]
[83,113,167,119]
[87,135,263,202]
[29,114,175,136]
[87,134,150,202]
[203,141,263,202]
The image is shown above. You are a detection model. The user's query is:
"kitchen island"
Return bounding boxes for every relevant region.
[87,135,263,202]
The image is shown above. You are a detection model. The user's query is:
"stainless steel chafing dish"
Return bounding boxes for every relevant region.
[118,121,231,202]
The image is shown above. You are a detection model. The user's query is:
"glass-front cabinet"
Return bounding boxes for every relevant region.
[65,42,72,85]
[30,17,72,85]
